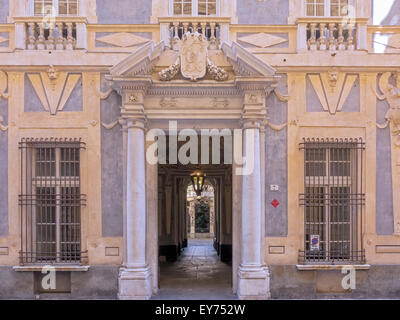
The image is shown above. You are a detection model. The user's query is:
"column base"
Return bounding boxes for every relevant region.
[237,265,271,300]
[118,266,152,300]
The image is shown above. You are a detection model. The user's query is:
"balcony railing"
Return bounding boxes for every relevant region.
[159,17,230,50]
[297,18,369,52]
[26,21,76,50]
[14,17,87,51]
[306,21,356,51]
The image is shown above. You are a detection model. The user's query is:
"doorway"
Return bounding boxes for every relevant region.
[155,163,234,299]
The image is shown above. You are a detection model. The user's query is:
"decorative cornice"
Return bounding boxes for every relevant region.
[221,41,277,78]
[110,41,165,78]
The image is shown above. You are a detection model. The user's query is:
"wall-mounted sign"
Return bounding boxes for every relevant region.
[310,235,320,251]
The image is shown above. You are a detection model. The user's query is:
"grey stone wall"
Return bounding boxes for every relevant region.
[341,77,360,112]
[237,0,289,25]
[376,97,394,235]
[306,75,323,112]
[0,266,119,299]
[0,96,7,237]
[100,76,123,237]
[96,0,152,24]
[62,76,83,112]
[0,0,8,24]
[265,74,288,237]
[24,74,45,112]
[270,265,400,299]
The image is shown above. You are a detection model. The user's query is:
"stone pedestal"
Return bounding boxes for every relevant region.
[118,267,152,300]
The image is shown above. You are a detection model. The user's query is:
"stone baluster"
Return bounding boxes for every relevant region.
[201,22,207,37]
[209,22,217,50]
[328,23,336,51]
[337,23,345,50]
[318,23,327,50]
[309,23,317,51]
[56,22,65,50]
[347,23,354,51]
[66,22,74,50]
[172,22,180,51]
[183,22,189,34]
[27,22,37,50]
[47,23,55,50]
[37,23,45,50]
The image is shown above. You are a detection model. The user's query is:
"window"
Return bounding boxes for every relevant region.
[19,138,86,264]
[299,138,365,264]
[172,0,218,16]
[31,0,78,16]
[306,0,349,17]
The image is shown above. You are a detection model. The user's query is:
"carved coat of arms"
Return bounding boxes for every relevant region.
[180,32,208,81]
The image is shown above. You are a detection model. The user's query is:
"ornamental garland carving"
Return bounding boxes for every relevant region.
[375,72,400,146]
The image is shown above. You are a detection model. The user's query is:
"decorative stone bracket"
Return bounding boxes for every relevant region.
[0,71,9,99]
[0,116,7,132]
[101,118,125,130]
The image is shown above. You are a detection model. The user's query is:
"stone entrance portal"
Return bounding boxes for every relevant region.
[108,36,278,299]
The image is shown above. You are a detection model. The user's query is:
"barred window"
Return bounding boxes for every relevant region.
[32,0,78,16]
[306,0,349,17]
[299,138,365,264]
[19,138,86,265]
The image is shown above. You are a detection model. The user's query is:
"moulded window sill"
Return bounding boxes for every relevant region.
[296,264,371,271]
[13,265,90,272]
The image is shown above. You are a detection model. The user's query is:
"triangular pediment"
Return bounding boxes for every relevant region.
[110,41,165,78]
[220,41,276,78]
[109,38,276,81]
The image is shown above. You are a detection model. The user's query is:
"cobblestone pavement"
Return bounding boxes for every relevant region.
[152,238,236,300]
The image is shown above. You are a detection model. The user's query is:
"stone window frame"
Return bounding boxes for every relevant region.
[27,0,79,16]
[169,0,220,16]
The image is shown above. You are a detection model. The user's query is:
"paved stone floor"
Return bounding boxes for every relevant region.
[152,238,236,300]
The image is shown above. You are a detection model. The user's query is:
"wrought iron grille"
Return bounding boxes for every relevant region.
[19,138,87,265]
[299,138,366,264]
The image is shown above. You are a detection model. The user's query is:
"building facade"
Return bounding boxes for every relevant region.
[0,0,400,299]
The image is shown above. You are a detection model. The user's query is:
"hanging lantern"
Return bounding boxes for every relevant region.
[190,169,206,198]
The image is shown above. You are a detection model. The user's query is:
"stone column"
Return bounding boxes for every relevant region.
[238,120,269,300]
[118,119,152,300]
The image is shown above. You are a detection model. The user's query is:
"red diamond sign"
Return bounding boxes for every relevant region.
[271,199,280,208]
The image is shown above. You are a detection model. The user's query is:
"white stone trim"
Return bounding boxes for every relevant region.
[13,265,90,272]
[296,264,371,271]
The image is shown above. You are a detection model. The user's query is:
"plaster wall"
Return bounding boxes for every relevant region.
[96,0,152,24]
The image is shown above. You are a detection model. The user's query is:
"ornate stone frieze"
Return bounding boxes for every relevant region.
[308,71,358,115]
[27,67,81,115]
